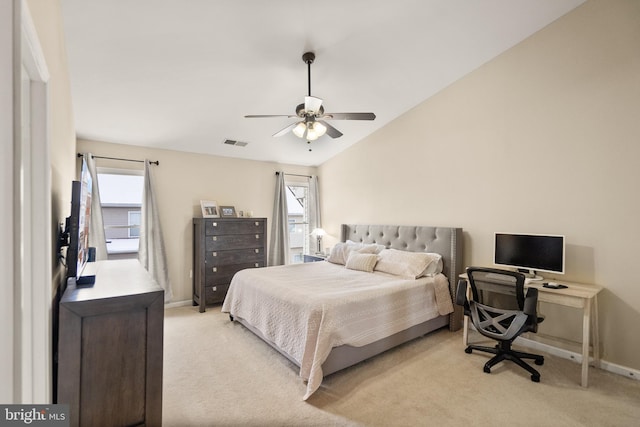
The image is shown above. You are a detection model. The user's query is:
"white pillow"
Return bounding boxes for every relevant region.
[327,241,385,265]
[327,242,348,265]
[374,249,442,279]
[345,252,378,273]
[421,253,443,276]
[353,242,386,255]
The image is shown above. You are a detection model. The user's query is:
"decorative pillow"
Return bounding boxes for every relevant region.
[345,252,378,273]
[374,249,442,279]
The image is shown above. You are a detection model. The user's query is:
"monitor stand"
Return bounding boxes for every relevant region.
[76,274,96,286]
[67,275,96,287]
[518,269,543,281]
[68,262,99,287]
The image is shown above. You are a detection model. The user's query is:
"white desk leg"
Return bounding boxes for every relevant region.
[591,295,600,368]
[463,315,469,346]
[581,298,591,387]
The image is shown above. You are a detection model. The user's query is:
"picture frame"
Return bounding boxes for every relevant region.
[200,200,219,218]
[220,205,237,218]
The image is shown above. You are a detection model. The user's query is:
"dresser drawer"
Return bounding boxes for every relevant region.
[205,220,265,236]
[205,233,264,251]
[205,247,265,266]
[198,284,230,304]
[205,262,265,286]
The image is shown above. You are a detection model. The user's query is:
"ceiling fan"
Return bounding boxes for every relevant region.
[245,52,376,142]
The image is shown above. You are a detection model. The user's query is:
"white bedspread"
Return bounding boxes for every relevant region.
[221,261,453,400]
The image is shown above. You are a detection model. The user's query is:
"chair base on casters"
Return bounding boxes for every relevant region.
[465,341,544,382]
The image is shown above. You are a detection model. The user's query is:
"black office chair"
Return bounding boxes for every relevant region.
[456,267,544,382]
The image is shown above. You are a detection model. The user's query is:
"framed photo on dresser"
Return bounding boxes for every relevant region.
[200,200,219,218]
[220,206,237,218]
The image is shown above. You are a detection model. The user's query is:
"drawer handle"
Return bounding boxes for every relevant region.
[213,222,217,227]
[255,249,260,254]
[255,221,259,226]
[212,236,218,241]
[212,267,217,273]
[255,234,259,239]
[255,263,259,268]
[212,251,217,257]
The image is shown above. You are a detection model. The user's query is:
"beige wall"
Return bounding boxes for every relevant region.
[319,0,640,370]
[26,0,77,288]
[77,139,316,302]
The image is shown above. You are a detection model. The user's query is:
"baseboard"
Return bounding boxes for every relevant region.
[164,299,193,309]
[515,336,640,382]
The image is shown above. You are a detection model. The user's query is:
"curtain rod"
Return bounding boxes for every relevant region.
[275,171,311,178]
[77,153,159,165]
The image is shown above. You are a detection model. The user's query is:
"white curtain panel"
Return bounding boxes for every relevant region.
[268,172,289,266]
[309,175,321,231]
[138,160,173,302]
[84,153,108,261]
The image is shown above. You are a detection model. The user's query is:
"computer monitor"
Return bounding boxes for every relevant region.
[494,232,565,280]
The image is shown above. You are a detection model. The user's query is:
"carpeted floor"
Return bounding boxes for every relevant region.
[162,305,640,426]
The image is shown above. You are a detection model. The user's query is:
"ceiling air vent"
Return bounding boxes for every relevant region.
[223,139,248,147]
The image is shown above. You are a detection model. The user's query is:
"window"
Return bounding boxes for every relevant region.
[128,210,141,238]
[97,169,144,259]
[286,182,310,263]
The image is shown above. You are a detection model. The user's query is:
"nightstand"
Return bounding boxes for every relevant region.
[303,254,327,263]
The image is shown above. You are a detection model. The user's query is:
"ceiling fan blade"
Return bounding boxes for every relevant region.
[245,114,291,118]
[318,120,343,139]
[272,122,298,137]
[323,112,376,121]
[304,96,323,114]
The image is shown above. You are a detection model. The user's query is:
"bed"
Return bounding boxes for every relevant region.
[221,224,464,399]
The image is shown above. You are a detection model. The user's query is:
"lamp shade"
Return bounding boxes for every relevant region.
[292,122,307,138]
[311,228,326,237]
[306,122,326,141]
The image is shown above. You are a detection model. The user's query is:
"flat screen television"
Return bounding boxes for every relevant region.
[65,158,95,285]
[494,232,565,280]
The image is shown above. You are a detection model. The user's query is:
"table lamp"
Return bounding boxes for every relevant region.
[311,228,326,254]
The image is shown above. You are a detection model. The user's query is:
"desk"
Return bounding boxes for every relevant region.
[459,273,602,387]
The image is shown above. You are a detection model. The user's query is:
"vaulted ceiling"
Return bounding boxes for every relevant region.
[61,0,585,166]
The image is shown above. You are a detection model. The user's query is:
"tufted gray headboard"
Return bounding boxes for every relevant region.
[341,224,464,331]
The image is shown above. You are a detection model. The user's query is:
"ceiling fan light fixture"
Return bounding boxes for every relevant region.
[292,122,307,138]
[306,121,327,141]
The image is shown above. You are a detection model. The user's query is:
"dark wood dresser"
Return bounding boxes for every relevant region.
[193,217,267,312]
[57,259,164,427]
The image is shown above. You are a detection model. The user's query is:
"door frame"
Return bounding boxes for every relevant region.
[0,0,52,403]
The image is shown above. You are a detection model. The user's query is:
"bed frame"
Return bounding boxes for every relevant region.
[234,224,464,377]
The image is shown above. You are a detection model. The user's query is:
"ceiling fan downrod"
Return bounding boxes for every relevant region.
[302,52,315,97]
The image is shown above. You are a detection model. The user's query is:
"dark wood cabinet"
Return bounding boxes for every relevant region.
[57,259,164,427]
[193,217,267,312]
